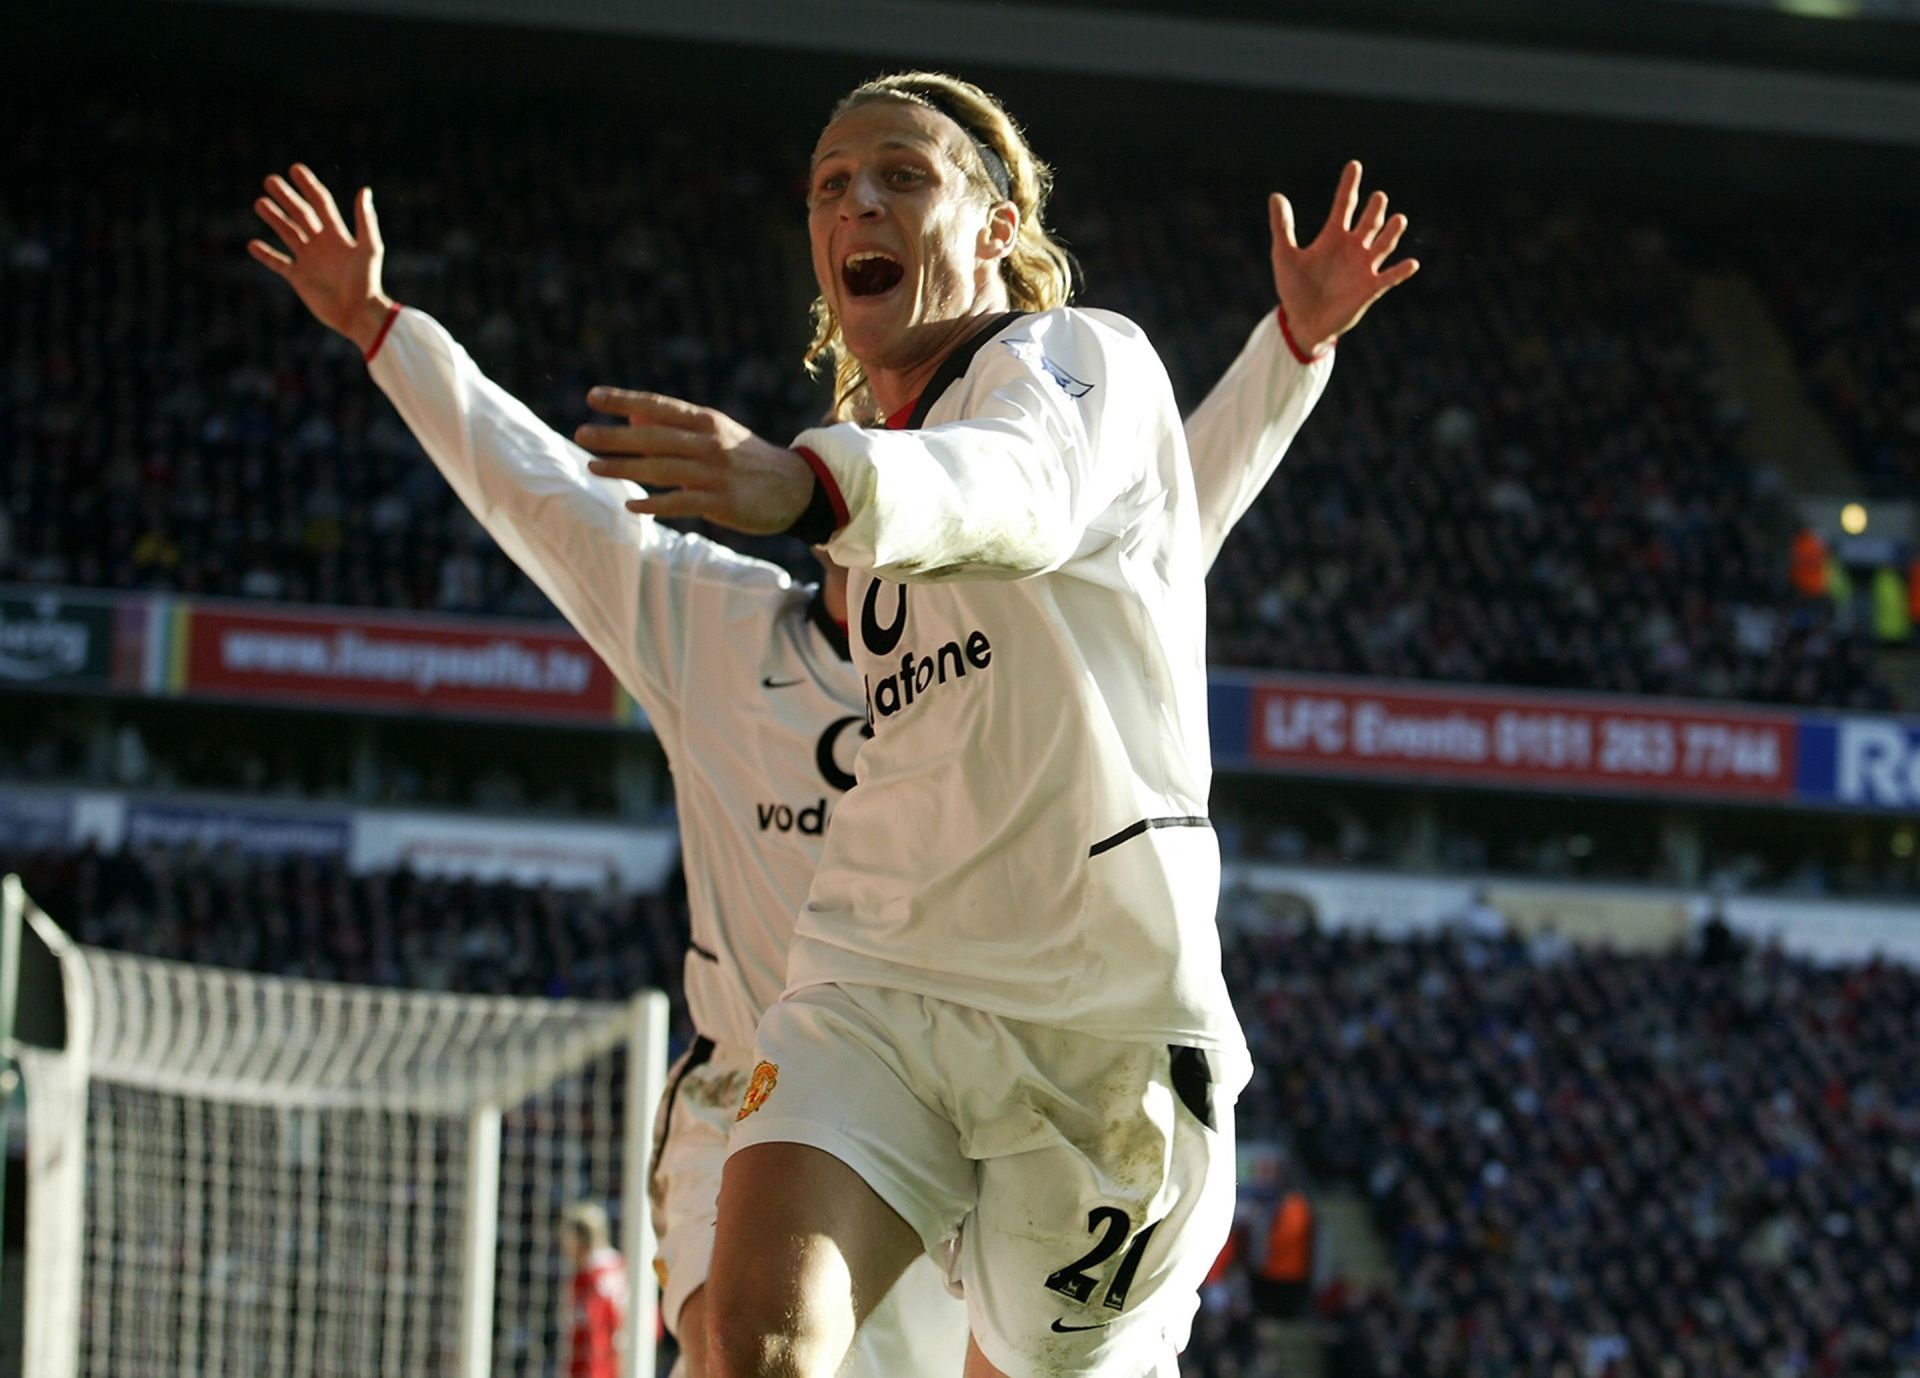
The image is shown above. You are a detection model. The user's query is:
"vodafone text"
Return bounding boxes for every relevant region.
[753,715,871,835]
[857,580,995,726]
[864,634,994,724]
[755,798,830,835]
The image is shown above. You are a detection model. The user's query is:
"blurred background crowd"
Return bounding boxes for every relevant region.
[4,83,1915,707]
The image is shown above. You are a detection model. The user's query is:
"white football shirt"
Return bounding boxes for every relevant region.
[792,307,1282,1072]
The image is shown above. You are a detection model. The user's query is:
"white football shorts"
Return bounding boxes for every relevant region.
[727,983,1239,1378]
[649,1034,968,1376]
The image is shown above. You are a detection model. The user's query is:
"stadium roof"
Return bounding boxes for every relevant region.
[155,0,1920,146]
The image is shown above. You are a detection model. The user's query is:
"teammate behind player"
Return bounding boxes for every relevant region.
[561,1202,628,1378]
[245,127,1412,1377]
[570,73,1415,1378]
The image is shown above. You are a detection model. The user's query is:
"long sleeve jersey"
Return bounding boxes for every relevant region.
[367,307,1326,1052]
[790,306,1295,1073]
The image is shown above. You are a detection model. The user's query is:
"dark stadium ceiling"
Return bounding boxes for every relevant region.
[129,0,1920,148]
[1003,0,1920,78]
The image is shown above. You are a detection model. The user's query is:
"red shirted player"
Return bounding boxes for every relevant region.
[560,1202,626,1378]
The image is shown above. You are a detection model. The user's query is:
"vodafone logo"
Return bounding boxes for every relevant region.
[816,715,871,792]
[857,580,995,724]
[861,581,908,656]
[752,715,871,836]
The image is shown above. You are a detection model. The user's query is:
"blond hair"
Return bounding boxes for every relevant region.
[560,1200,611,1250]
[804,71,1077,422]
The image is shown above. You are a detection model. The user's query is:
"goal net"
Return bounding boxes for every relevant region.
[7,877,669,1378]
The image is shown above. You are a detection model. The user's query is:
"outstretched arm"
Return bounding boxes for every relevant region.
[246,165,757,725]
[1184,161,1418,570]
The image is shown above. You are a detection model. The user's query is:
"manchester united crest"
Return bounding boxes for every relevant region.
[736,1061,779,1121]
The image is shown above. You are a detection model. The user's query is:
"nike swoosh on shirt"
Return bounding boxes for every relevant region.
[761,676,804,689]
[1050,1319,1111,1333]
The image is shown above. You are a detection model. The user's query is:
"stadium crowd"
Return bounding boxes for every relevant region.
[10,833,1917,1375]
[1134,201,1890,709]
[0,706,638,817]
[1745,217,1920,494]
[1,81,1896,709]
[4,86,816,619]
[1224,888,1920,1378]
[3,839,690,1026]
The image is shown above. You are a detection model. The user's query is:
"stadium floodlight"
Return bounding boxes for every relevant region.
[8,879,668,1378]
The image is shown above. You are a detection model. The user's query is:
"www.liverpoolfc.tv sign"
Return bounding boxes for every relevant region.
[170,599,627,723]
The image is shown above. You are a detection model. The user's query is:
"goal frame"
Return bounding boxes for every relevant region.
[4,874,670,1378]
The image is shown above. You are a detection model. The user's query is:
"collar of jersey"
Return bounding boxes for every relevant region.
[887,310,1028,431]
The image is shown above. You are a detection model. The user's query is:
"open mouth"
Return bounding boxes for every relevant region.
[842,250,905,298]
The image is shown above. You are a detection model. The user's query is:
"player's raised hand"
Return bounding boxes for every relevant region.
[1269,160,1419,359]
[579,390,817,535]
[247,163,396,354]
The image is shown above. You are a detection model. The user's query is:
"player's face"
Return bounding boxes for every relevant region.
[808,99,1008,374]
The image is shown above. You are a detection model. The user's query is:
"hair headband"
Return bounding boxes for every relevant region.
[904,89,1014,202]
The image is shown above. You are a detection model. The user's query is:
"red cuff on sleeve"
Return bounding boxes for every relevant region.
[363,303,404,363]
[1275,305,1332,366]
[793,445,850,531]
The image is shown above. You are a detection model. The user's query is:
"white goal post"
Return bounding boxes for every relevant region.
[5,875,670,1378]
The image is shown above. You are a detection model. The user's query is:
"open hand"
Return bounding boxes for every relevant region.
[578,389,816,535]
[247,163,395,353]
[1269,160,1419,358]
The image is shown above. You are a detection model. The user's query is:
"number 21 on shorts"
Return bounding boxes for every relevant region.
[1045,1208,1161,1312]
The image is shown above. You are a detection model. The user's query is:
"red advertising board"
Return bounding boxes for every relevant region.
[174,601,624,722]
[1246,676,1798,799]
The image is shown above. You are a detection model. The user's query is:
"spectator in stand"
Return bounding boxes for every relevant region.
[1250,1172,1315,1321]
[1873,563,1912,644]
[1789,525,1829,599]
[1694,901,1741,968]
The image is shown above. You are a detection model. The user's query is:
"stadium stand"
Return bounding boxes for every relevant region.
[1138,199,1890,709]
[1221,893,1920,1378]
[1743,218,1920,494]
[7,836,1915,1375]
[3,86,816,616]
[0,82,1894,708]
